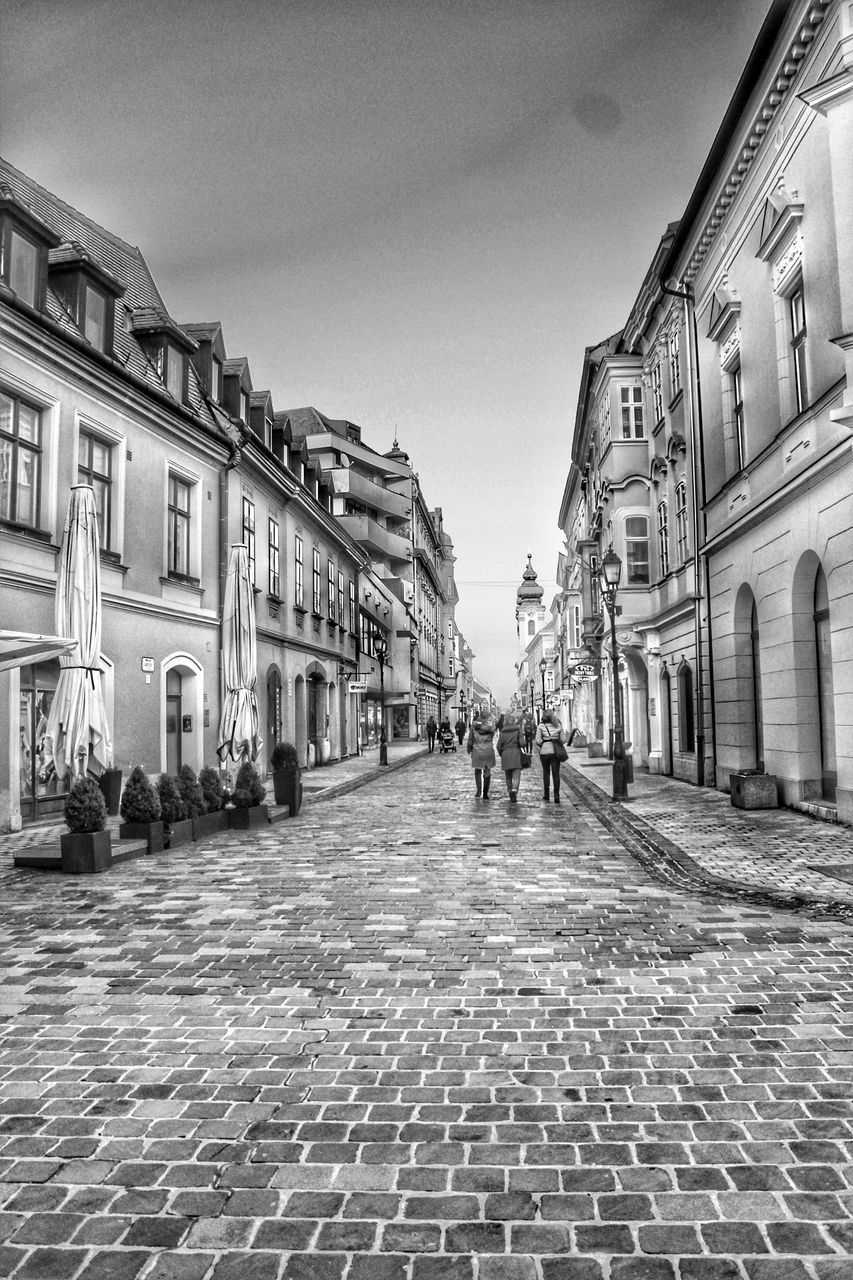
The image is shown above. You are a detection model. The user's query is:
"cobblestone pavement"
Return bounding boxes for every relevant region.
[1,752,852,1280]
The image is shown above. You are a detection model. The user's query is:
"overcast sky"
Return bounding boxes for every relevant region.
[2,0,771,703]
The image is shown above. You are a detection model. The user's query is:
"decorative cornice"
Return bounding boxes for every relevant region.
[798,66,853,113]
[683,1,830,282]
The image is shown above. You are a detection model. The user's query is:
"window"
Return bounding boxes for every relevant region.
[83,284,107,351]
[528,619,535,637]
[651,361,663,423]
[294,535,304,608]
[164,345,185,402]
[620,386,645,439]
[790,283,808,412]
[239,390,249,423]
[657,502,669,577]
[668,327,681,397]
[211,357,222,402]
[78,430,112,548]
[7,228,38,306]
[349,579,356,633]
[731,361,745,468]
[625,516,649,584]
[338,571,345,626]
[597,393,611,447]
[675,482,688,564]
[167,475,191,578]
[241,497,255,586]
[0,389,41,527]
[268,517,280,597]
[312,548,321,613]
[571,604,581,650]
[327,559,336,621]
[677,660,695,752]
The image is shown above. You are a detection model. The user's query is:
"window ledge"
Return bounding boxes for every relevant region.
[293,604,307,615]
[0,519,52,544]
[160,573,203,598]
[668,388,684,412]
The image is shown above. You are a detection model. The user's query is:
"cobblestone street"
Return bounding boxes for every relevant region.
[1,753,852,1280]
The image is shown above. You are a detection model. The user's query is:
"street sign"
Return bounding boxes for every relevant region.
[348,680,368,693]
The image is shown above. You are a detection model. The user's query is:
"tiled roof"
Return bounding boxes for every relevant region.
[0,157,221,435]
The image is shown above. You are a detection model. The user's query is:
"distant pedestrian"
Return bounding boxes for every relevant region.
[535,710,569,804]
[426,715,437,753]
[455,716,466,745]
[522,712,535,754]
[467,709,496,798]
[496,710,525,804]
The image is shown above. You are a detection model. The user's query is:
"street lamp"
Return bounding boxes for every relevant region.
[529,677,534,715]
[374,633,388,766]
[437,676,444,721]
[539,658,547,719]
[459,689,466,725]
[598,548,628,800]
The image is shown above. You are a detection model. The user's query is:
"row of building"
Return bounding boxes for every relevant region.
[0,157,490,830]
[517,0,852,825]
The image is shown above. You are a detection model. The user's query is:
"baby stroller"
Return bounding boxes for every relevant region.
[438,725,457,753]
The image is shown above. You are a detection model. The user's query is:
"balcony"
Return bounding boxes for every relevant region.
[327,467,411,520]
[337,513,411,564]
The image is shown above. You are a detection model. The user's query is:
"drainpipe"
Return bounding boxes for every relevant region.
[659,277,715,788]
[217,434,241,753]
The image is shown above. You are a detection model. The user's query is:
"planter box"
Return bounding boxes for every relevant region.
[193,810,230,840]
[165,817,195,848]
[229,804,270,830]
[60,829,112,875]
[730,772,778,810]
[272,767,302,816]
[119,820,165,853]
[97,769,123,816]
[587,741,604,758]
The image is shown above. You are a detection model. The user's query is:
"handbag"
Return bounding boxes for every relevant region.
[554,741,569,763]
[520,751,531,770]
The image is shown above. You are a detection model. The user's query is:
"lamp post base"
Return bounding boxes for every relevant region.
[379,732,388,766]
[612,732,629,800]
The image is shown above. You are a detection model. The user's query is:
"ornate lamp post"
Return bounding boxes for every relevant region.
[374,633,388,766]
[598,548,628,800]
[539,658,547,719]
[529,677,534,716]
[459,689,466,725]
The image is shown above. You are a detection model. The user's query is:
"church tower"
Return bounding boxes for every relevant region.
[516,554,545,652]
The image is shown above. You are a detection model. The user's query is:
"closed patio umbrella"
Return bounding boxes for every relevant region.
[217,543,261,762]
[44,485,112,779]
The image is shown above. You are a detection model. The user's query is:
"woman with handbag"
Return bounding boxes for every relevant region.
[496,711,526,804]
[534,711,569,804]
[467,708,496,798]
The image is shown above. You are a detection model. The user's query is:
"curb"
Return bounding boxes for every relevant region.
[562,759,853,922]
[299,746,430,808]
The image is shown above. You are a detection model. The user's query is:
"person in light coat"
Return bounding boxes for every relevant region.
[467,710,496,797]
[535,710,569,804]
[496,710,525,803]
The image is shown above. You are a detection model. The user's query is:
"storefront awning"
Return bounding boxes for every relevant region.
[0,630,78,673]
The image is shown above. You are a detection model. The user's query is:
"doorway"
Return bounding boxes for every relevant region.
[814,568,837,801]
[19,661,68,822]
[166,669,182,774]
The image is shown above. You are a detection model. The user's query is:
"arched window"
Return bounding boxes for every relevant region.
[677,659,695,752]
[657,502,669,577]
[527,618,535,637]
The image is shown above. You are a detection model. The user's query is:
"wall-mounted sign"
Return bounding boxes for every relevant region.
[141,657,155,673]
[348,680,368,693]
[571,663,598,684]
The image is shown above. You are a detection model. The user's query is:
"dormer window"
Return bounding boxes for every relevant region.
[211,357,222,402]
[164,343,186,402]
[0,199,60,310]
[130,309,195,405]
[49,245,123,355]
[239,390,249,423]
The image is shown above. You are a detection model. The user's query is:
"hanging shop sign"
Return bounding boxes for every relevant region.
[571,662,599,684]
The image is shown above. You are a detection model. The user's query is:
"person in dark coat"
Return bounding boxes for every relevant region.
[535,710,569,804]
[426,715,437,752]
[466,710,496,797]
[496,710,525,803]
[522,713,535,754]
[455,716,466,745]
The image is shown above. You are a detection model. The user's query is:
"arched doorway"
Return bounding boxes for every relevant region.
[166,669,183,774]
[160,653,203,774]
[660,663,673,776]
[266,666,282,765]
[814,567,836,800]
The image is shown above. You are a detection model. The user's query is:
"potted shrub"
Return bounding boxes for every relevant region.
[119,764,165,853]
[730,768,778,810]
[270,741,302,816]
[157,773,193,848]
[196,764,229,838]
[97,761,123,816]
[229,760,270,829]
[61,774,112,874]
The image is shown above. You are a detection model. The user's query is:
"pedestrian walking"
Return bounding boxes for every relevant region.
[522,712,535,754]
[455,716,466,745]
[466,708,496,798]
[535,710,569,804]
[496,710,526,803]
[426,715,437,753]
